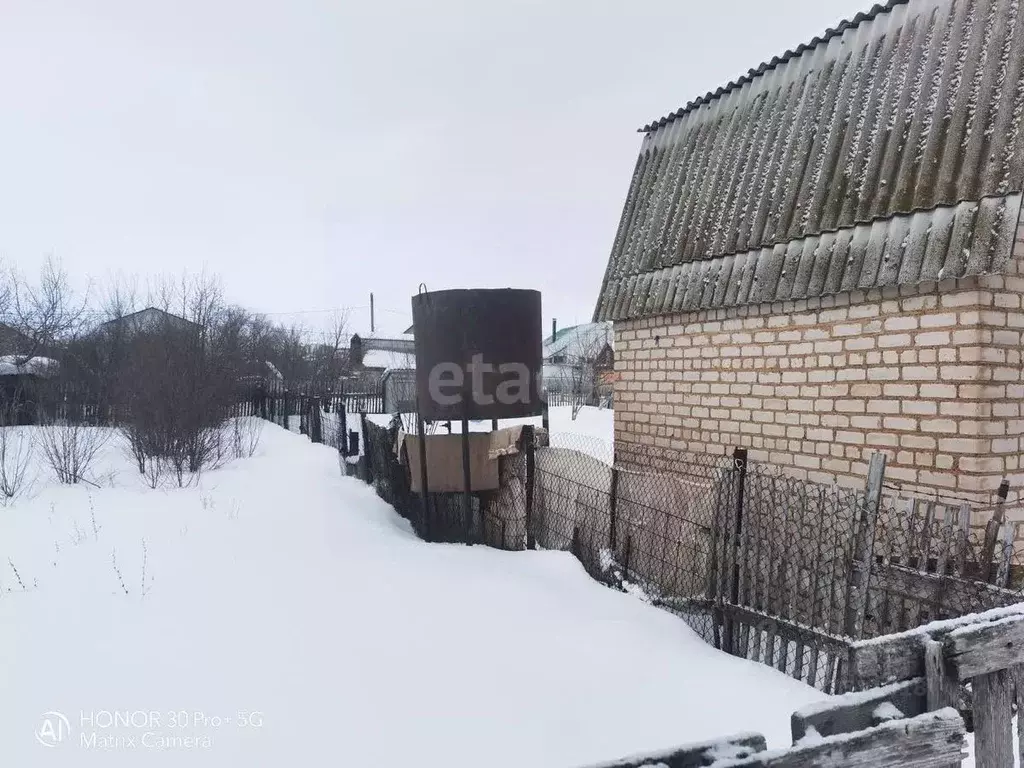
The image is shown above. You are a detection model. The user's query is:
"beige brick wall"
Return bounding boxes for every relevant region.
[614,216,1024,503]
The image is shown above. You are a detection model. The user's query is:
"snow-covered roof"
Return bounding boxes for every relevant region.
[543,323,612,362]
[353,332,414,343]
[361,349,415,371]
[596,0,1024,322]
[0,355,59,377]
[264,361,284,381]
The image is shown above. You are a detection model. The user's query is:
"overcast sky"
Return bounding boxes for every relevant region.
[0,0,869,336]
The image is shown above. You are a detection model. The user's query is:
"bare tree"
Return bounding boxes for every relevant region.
[8,257,89,363]
[312,310,351,390]
[567,328,611,421]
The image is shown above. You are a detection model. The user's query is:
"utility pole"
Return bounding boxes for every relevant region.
[370,293,375,333]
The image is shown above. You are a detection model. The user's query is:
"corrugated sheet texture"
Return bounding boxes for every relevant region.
[595,0,1024,322]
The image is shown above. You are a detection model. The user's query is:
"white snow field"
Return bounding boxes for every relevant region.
[0,420,827,767]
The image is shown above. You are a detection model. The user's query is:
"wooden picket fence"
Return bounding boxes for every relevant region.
[592,605,1024,767]
[864,493,1023,639]
[701,450,1024,693]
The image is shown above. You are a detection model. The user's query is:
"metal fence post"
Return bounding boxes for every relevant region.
[609,466,619,553]
[359,411,372,485]
[417,409,431,542]
[460,413,472,543]
[340,405,348,457]
[724,447,748,655]
[524,424,536,550]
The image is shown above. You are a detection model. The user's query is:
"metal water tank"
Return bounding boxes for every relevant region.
[411,288,543,421]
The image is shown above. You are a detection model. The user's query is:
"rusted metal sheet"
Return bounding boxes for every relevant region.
[595,0,1024,322]
[411,288,543,421]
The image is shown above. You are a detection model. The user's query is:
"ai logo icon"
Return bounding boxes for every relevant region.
[36,711,71,748]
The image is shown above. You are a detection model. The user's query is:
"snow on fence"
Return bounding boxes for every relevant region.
[586,708,965,767]
[593,608,1024,766]
[355,418,1024,707]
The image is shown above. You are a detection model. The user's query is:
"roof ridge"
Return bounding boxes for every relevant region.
[639,0,908,133]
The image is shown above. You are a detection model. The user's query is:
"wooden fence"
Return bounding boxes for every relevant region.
[708,454,882,693]
[544,391,613,409]
[865,494,1022,638]
[847,606,1024,767]
[587,708,965,767]
[593,606,1024,767]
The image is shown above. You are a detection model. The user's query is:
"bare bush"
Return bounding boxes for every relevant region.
[230,416,264,459]
[108,274,239,487]
[142,455,165,490]
[36,420,110,485]
[0,420,33,505]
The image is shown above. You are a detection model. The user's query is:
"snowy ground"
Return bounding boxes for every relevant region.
[0,420,829,767]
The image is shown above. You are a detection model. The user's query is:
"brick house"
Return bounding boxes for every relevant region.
[594,0,1024,502]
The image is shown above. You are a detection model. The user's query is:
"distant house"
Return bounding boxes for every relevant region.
[381,368,417,414]
[347,332,416,394]
[350,333,416,371]
[0,355,59,424]
[0,324,35,356]
[543,322,613,396]
[98,307,202,337]
[238,360,285,391]
[595,0,1024,499]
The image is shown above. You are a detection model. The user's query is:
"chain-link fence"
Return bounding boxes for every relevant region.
[526,441,733,648]
[355,418,1024,695]
[718,460,868,692]
[361,417,493,545]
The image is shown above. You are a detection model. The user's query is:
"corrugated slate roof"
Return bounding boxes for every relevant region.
[595,0,1024,322]
[544,322,613,359]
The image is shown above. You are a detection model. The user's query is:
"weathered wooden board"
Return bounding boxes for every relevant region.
[587,732,765,768]
[708,709,964,767]
[972,668,1014,768]
[849,633,929,690]
[924,639,959,712]
[791,677,926,742]
[721,605,852,662]
[944,614,1024,679]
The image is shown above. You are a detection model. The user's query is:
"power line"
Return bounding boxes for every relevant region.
[260,305,409,318]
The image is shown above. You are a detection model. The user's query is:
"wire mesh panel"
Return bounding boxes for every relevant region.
[530,442,734,644]
[362,417,500,547]
[363,419,422,534]
[717,464,866,692]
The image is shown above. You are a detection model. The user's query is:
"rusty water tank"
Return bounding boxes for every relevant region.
[411,288,543,421]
